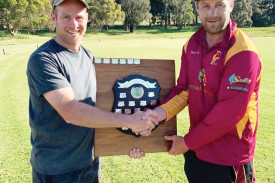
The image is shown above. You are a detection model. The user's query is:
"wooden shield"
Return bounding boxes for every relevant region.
[94,58,177,157]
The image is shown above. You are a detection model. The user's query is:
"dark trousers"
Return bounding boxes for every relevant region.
[184,151,255,183]
[32,158,100,183]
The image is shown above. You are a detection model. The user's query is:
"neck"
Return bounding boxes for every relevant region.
[54,37,80,52]
[205,28,228,49]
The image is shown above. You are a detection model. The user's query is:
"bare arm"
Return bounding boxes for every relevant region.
[44,87,155,131]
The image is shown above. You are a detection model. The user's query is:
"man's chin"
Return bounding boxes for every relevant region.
[205,25,224,35]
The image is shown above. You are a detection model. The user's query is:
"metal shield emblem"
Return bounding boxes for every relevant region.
[112,74,161,137]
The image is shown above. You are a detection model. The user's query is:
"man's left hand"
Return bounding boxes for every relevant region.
[164,135,189,155]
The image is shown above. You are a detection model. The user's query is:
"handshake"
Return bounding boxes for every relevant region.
[127,107,166,137]
[125,107,189,158]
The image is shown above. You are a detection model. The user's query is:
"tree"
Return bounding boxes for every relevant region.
[251,0,274,27]
[89,0,124,31]
[150,0,165,25]
[121,0,152,33]
[0,0,53,35]
[163,0,173,28]
[172,0,194,29]
[0,0,28,35]
[23,0,53,33]
[231,0,253,27]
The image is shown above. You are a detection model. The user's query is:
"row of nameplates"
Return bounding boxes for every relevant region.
[94,58,141,65]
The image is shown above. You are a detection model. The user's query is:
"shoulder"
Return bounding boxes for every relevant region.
[225,29,262,65]
[28,40,58,71]
[29,40,56,62]
[183,27,204,54]
[81,46,94,60]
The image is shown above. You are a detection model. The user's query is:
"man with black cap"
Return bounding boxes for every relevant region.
[27,0,157,182]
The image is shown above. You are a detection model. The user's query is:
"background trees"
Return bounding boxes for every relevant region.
[172,0,194,30]
[23,0,53,33]
[121,0,152,32]
[0,0,28,35]
[251,0,275,27]
[0,0,52,35]
[89,0,124,31]
[0,0,274,35]
[231,0,253,27]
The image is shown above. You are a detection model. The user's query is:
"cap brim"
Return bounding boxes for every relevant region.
[53,0,90,9]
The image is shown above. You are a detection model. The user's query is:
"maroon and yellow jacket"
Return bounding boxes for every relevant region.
[161,20,262,166]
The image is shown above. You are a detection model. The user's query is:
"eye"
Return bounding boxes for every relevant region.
[216,3,225,8]
[76,16,84,21]
[62,16,70,20]
[202,4,210,8]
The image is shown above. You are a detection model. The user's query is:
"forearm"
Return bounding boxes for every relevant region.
[63,100,132,128]
[44,87,154,131]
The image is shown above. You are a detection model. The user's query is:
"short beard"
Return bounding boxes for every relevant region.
[202,18,227,35]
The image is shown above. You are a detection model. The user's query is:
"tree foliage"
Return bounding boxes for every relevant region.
[251,0,275,27]
[0,0,28,35]
[89,0,124,31]
[0,0,53,35]
[231,0,253,27]
[150,0,165,25]
[121,0,152,32]
[23,0,53,33]
[172,0,194,30]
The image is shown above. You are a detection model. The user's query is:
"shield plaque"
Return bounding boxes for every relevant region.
[112,74,161,136]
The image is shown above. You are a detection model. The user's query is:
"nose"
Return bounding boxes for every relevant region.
[69,18,78,28]
[209,7,217,16]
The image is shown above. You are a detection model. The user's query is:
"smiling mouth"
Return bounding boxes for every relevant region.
[67,30,80,35]
[208,20,219,23]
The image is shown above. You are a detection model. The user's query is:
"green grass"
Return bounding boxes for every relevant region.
[0,27,274,182]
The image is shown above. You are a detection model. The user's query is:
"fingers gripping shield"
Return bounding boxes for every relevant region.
[112,74,161,137]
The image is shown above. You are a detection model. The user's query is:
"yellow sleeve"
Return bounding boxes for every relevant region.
[160,91,188,121]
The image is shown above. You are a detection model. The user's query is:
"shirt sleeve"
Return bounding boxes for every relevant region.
[184,50,262,150]
[27,52,71,97]
[161,46,189,121]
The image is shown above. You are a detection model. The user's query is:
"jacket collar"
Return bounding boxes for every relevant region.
[195,19,237,49]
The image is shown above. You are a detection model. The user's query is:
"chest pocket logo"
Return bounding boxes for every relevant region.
[210,50,221,65]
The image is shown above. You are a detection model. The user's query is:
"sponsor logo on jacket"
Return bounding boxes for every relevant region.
[227,74,251,92]
[229,74,251,85]
[210,50,221,65]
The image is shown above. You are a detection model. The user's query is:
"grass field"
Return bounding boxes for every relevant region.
[0,27,275,183]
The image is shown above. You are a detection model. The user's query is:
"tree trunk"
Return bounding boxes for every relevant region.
[124,22,128,31]
[165,15,168,29]
[196,11,198,25]
[168,13,171,26]
[104,25,109,31]
[164,5,168,29]
[8,27,18,36]
[129,24,134,33]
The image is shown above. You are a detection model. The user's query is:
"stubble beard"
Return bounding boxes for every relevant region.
[203,17,226,35]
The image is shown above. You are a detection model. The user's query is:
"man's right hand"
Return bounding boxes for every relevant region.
[128,111,158,132]
[133,107,167,136]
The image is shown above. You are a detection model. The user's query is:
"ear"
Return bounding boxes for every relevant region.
[51,12,57,26]
[229,0,235,12]
[85,12,89,21]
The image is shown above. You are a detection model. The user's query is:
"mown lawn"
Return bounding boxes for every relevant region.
[0,27,274,182]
